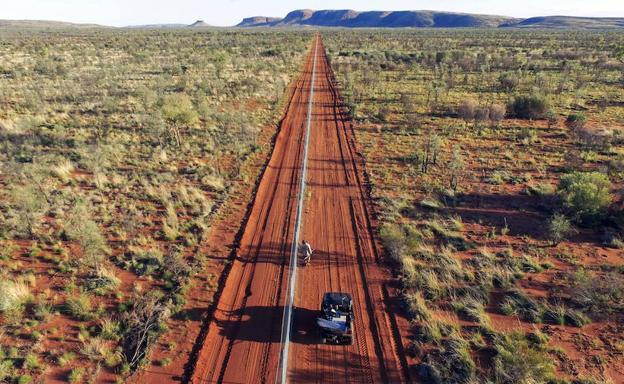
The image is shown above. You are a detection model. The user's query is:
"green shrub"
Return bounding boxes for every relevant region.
[558,172,612,225]
[57,352,75,367]
[548,214,574,244]
[65,293,94,321]
[565,113,587,131]
[68,367,84,383]
[22,353,40,370]
[17,375,33,384]
[508,94,550,119]
[0,360,13,382]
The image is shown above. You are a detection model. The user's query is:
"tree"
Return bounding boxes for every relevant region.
[558,172,612,224]
[160,94,199,147]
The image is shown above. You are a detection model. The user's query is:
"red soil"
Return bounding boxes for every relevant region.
[188,35,407,383]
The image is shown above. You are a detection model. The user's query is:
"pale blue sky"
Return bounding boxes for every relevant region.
[3,0,624,27]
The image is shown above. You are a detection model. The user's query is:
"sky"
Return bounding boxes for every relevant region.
[2,0,624,27]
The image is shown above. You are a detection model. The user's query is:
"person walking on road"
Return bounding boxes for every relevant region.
[302,240,313,265]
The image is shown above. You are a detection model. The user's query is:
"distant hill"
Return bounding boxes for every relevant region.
[237,9,624,29]
[0,19,105,29]
[188,20,211,28]
[507,16,624,29]
[237,9,518,28]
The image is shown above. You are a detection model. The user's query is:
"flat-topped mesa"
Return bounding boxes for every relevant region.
[236,16,281,27]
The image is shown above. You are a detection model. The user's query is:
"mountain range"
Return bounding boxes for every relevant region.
[237,10,624,29]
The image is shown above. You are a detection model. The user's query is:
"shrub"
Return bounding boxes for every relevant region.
[100,319,122,341]
[558,172,612,224]
[405,291,431,322]
[567,269,624,315]
[160,94,199,126]
[565,309,591,327]
[379,223,405,262]
[453,296,488,324]
[489,103,506,125]
[508,94,550,119]
[498,72,519,92]
[85,267,121,295]
[458,99,477,122]
[68,367,84,383]
[547,214,574,245]
[493,332,555,383]
[65,293,94,321]
[0,280,32,313]
[0,360,12,382]
[565,113,587,131]
[419,337,476,384]
[23,353,40,370]
[57,352,75,367]
[17,375,32,384]
[81,337,108,361]
[500,290,542,323]
[119,294,170,370]
[9,185,48,238]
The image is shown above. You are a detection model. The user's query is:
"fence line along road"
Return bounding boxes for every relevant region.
[276,34,318,384]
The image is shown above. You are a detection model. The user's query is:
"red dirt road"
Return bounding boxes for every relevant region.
[189,35,406,384]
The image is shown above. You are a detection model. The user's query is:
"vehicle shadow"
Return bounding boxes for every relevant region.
[213,305,320,345]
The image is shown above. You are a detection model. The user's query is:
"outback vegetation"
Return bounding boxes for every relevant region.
[0,28,308,382]
[326,29,624,383]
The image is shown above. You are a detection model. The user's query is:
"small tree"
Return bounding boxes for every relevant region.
[558,172,612,225]
[449,145,465,191]
[547,214,574,245]
[546,111,558,129]
[9,185,47,239]
[160,94,199,146]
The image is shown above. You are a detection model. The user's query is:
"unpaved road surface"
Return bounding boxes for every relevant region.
[189,35,406,384]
